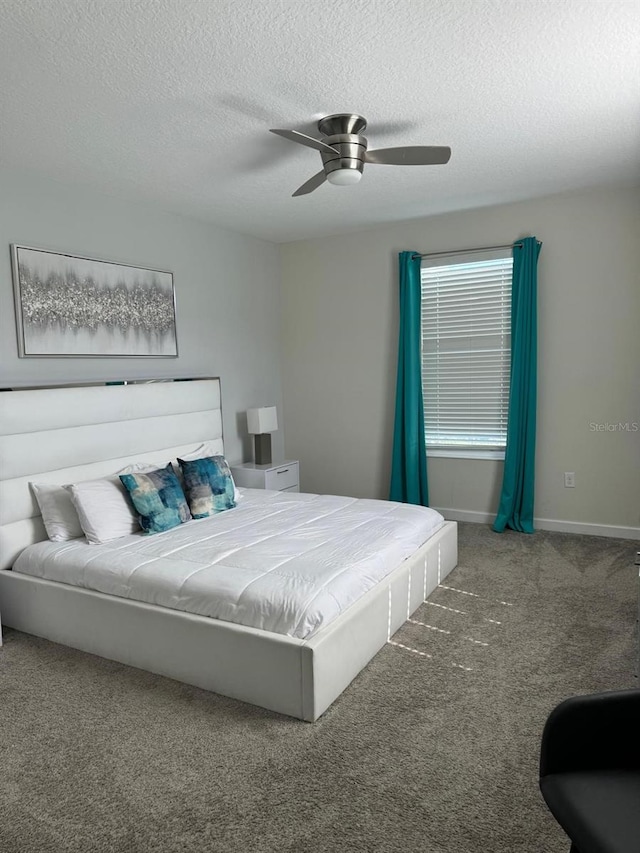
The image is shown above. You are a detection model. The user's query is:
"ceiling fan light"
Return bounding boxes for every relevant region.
[326,169,362,186]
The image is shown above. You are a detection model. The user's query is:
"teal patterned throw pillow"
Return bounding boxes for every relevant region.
[119,463,191,534]
[177,455,236,518]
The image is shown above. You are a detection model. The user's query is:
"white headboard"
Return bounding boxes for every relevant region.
[0,378,223,570]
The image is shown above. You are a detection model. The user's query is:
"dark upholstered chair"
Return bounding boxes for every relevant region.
[539,689,640,853]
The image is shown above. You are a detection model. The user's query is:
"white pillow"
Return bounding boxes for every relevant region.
[117,461,162,475]
[180,443,243,502]
[30,482,84,542]
[66,476,140,545]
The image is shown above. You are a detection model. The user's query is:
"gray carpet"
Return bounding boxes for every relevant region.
[0,523,637,853]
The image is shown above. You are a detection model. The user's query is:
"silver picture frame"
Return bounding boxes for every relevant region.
[11,244,178,358]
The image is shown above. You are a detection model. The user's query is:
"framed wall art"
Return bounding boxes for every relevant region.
[11,245,178,357]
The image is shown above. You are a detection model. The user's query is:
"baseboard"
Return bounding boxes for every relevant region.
[434,508,494,525]
[533,518,640,541]
[434,507,640,541]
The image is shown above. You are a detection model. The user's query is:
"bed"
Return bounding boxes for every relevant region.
[0,378,457,720]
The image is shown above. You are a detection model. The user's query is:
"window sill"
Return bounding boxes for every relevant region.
[427,448,505,461]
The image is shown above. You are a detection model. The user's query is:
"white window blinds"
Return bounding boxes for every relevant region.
[421,255,513,450]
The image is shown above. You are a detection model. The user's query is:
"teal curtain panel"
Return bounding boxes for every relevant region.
[493,237,541,533]
[389,251,429,506]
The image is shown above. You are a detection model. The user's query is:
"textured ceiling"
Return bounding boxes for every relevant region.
[1,0,639,242]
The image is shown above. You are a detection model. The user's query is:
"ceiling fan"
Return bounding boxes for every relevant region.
[270,113,451,197]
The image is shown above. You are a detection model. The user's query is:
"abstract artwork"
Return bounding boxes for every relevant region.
[11,245,178,357]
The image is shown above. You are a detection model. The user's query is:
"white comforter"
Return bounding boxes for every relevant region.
[13,489,444,639]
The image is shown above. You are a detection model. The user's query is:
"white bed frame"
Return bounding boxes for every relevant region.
[0,378,457,721]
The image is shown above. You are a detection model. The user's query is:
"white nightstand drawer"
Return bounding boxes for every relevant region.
[230,460,300,492]
[264,463,298,491]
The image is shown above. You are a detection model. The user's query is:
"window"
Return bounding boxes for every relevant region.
[420,253,513,456]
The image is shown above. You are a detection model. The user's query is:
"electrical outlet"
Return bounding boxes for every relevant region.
[564,472,575,488]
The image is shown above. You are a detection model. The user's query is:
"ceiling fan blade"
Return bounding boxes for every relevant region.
[270,128,339,157]
[365,146,451,165]
[292,170,327,197]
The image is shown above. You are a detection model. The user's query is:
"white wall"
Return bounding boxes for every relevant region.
[0,167,283,465]
[281,185,640,535]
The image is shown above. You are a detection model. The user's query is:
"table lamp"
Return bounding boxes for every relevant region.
[247,406,278,465]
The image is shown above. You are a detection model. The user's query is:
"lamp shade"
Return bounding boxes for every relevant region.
[247,406,278,435]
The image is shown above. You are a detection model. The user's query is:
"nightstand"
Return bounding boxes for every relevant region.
[231,460,299,493]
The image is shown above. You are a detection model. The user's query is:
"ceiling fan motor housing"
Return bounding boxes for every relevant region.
[320,133,367,177]
[317,114,368,177]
